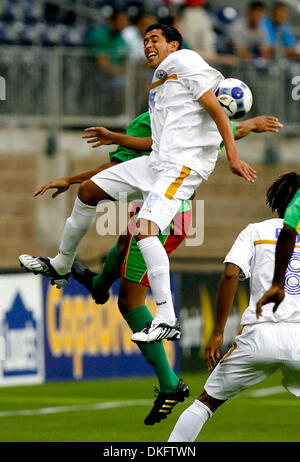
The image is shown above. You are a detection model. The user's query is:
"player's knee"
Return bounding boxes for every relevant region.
[135,219,159,238]
[117,290,129,314]
[197,390,225,412]
[78,180,95,205]
[78,180,102,206]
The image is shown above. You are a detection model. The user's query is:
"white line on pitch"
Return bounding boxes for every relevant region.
[245,386,286,397]
[0,386,288,418]
[0,399,153,418]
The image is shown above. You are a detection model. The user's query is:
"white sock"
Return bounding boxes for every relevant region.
[50,197,97,275]
[168,400,213,442]
[137,236,176,325]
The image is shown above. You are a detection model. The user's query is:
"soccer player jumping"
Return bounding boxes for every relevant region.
[19,23,256,344]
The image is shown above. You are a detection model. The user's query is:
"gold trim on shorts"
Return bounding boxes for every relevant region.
[219,326,244,364]
[164,166,191,200]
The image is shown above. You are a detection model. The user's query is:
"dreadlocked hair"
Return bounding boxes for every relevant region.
[266,171,300,218]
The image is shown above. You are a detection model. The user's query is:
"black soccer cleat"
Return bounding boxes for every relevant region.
[71,259,110,304]
[19,254,70,288]
[144,379,190,426]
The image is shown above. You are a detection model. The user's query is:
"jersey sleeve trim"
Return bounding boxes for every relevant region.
[150,74,178,90]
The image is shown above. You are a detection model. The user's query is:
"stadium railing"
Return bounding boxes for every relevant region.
[0,46,299,134]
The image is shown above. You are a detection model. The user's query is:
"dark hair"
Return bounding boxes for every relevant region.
[271,1,286,9]
[110,9,127,22]
[145,23,183,50]
[248,1,265,10]
[132,11,155,25]
[266,171,300,217]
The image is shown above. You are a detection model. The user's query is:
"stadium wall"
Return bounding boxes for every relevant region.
[0,128,299,270]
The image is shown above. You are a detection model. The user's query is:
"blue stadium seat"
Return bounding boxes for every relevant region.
[62,25,86,47]
[42,24,65,46]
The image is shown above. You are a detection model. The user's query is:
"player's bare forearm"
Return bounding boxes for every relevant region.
[111,134,152,151]
[235,116,283,140]
[34,161,119,198]
[199,89,256,182]
[68,162,119,185]
[200,89,238,159]
[83,126,152,151]
[205,263,240,370]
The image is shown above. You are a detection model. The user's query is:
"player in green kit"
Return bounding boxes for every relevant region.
[34,111,282,425]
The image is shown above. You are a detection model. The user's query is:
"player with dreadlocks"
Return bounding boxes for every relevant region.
[168,171,300,442]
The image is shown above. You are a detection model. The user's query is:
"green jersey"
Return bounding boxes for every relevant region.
[86,25,127,68]
[283,187,300,233]
[109,112,151,163]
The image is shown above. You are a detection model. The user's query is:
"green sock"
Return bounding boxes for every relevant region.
[123,305,180,393]
[92,243,123,293]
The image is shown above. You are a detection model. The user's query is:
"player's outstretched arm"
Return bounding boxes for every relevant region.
[199,89,256,183]
[235,116,283,140]
[256,224,296,318]
[205,263,241,371]
[83,126,152,151]
[34,161,119,198]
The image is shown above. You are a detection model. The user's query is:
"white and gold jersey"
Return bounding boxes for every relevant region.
[148,49,224,179]
[224,218,300,325]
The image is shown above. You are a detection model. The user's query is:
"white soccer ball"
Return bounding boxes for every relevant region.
[217,94,237,118]
[216,78,253,119]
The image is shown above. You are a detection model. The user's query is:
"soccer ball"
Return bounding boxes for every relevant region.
[217,94,237,118]
[216,78,253,119]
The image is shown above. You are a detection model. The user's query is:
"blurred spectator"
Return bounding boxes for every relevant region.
[261,1,300,60]
[85,9,129,75]
[122,11,156,62]
[85,9,129,115]
[213,6,239,58]
[160,11,191,49]
[164,5,237,66]
[180,1,216,54]
[227,1,270,60]
[165,2,237,65]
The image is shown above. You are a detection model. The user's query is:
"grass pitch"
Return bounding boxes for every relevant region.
[0,371,299,442]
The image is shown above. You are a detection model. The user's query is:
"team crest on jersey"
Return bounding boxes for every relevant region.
[155,69,167,80]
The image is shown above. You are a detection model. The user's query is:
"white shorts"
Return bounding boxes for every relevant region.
[91,156,202,232]
[205,322,300,400]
